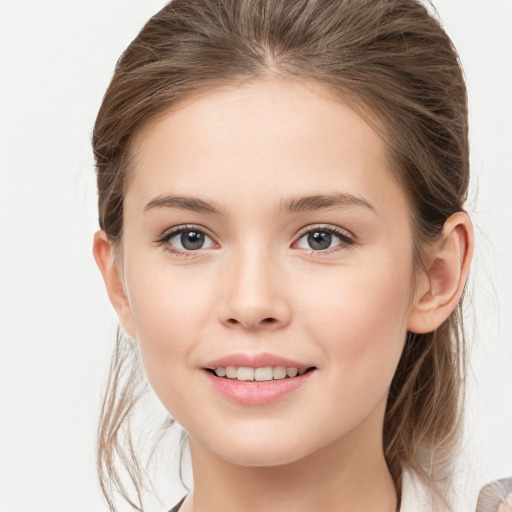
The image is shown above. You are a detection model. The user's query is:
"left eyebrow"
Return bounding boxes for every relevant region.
[280,193,376,214]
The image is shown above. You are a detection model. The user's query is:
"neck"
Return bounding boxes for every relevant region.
[183,413,397,512]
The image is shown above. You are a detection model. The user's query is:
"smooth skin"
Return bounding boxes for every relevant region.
[94,78,473,512]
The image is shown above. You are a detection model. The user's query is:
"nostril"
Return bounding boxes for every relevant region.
[226,317,277,326]
[224,314,286,330]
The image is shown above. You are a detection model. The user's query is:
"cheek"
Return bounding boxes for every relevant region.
[125,266,211,387]
[300,252,413,391]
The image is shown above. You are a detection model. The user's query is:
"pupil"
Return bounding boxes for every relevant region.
[308,231,331,250]
[181,230,204,250]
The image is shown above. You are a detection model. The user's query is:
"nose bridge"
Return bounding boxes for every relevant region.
[219,240,290,330]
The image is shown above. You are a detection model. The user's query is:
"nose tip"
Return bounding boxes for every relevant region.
[218,255,291,331]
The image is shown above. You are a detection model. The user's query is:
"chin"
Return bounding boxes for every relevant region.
[219,446,307,468]
[202,430,327,468]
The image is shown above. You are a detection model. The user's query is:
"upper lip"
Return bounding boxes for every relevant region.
[204,352,314,370]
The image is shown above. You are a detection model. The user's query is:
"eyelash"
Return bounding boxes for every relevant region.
[155,224,357,257]
[155,224,215,258]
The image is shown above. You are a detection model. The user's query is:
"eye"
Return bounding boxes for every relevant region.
[156,225,216,255]
[295,226,355,252]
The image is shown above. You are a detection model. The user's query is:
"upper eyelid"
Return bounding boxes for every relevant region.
[159,224,215,240]
[295,224,356,241]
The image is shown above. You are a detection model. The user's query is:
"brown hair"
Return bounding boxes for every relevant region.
[93,0,469,510]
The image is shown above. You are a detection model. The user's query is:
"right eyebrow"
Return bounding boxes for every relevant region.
[143,194,226,216]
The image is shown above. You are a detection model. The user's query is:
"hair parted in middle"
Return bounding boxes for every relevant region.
[93,0,470,510]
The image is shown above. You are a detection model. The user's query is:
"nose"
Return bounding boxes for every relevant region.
[217,248,292,331]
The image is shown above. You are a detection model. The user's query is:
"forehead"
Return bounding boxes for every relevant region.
[125,78,408,220]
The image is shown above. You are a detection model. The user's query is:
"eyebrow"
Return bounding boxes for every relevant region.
[144,194,226,215]
[280,193,376,214]
[143,192,375,215]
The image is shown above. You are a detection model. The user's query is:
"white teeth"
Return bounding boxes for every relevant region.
[255,367,273,381]
[225,366,237,378]
[273,366,287,380]
[213,365,309,381]
[215,367,226,377]
[286,367,298,378]
[236,367,254,381]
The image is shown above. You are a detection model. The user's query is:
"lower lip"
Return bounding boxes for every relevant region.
[203,370,315,405]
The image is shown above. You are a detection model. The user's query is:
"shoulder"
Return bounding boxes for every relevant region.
[475,478,512,512]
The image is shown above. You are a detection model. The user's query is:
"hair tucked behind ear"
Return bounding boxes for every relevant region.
[93,0,470,509]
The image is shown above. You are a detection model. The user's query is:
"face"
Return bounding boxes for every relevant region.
[119,79,417,467]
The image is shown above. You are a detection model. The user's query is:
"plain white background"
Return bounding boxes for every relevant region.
[0,1,511,511]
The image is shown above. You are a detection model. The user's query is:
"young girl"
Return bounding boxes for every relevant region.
[91,0,492,510]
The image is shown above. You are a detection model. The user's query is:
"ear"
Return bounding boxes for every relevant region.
[407,212,474,334]
[93,230,137,338]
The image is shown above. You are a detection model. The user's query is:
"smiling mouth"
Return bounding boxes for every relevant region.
[205,366,317,382]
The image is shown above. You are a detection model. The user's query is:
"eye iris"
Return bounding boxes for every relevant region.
[308,231,332,250]
[181,230,204,250]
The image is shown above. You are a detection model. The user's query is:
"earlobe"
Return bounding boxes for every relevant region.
[92,231,137,338]
[407,212,474,334]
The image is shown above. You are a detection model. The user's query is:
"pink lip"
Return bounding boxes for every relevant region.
[204,352,312,370]
[203,369,315,405]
